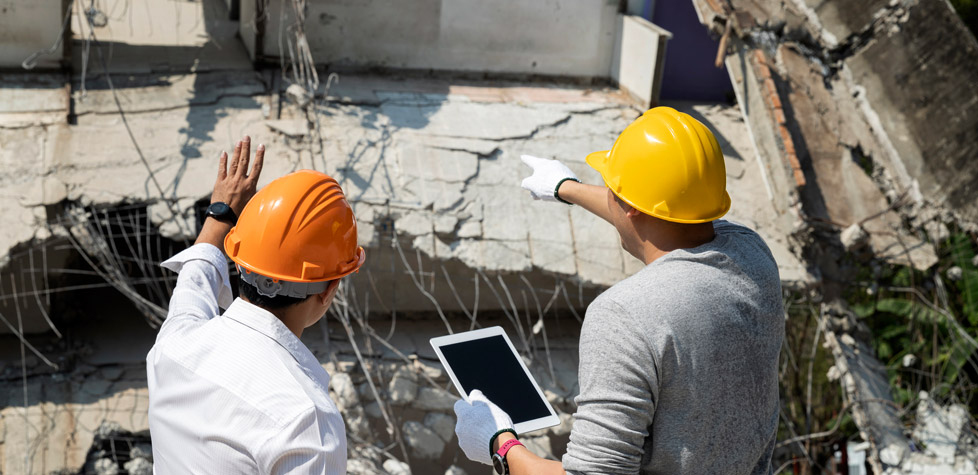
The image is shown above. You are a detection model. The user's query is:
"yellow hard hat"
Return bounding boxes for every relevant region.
[586,106,730,224]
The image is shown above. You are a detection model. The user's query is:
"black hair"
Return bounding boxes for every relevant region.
[237,278,311,310]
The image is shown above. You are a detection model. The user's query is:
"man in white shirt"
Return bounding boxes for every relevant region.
[146,137,365,473]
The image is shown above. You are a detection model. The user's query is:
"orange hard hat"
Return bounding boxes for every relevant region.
[224,170,365,297]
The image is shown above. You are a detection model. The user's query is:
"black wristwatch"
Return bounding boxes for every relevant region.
[205,202,238,225]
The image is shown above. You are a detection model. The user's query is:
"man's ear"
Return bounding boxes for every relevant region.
[317,279,341,305]
[624,204,643,218]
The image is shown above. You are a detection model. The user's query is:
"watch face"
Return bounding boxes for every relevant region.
[208,202,231,215]
[492,454,505,474]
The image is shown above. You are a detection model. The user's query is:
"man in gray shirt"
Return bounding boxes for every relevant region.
[453,107,784,474]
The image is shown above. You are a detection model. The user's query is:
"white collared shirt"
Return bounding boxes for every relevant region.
[146,243,347,474]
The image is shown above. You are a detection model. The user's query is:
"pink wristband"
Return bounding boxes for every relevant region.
[496,438,524,458]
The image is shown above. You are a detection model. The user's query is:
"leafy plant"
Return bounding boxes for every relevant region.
[850,231,978,414]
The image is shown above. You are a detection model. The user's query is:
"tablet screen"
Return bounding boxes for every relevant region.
[438,335,552,423]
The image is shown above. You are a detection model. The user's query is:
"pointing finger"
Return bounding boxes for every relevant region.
[520,154,548,168]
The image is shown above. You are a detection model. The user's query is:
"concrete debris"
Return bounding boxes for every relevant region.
[124,457,153,475]
[819,301,978,475]
[388,367,420,406]
[522,435,555,459]
[285,83,313,108]
[841,224,870,253]
[821,300,909,474]
[347,459,385,475]
[444,465,468,475]
[414,359,446,381]
[402,421,446,460]
[94,458,120,475]
[913,392,968,463]
[329,372,359,411]
[423,412,457,443]
[696,0,978,272]
[947,266,964,282]
[382,458,413,475]
[0,317,587,474]
[694,0,978,466]
[826,365,842,382]
[413,387,461,412]
[550,412,575,437]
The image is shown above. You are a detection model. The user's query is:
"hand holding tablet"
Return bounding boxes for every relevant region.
[430,326,560,434]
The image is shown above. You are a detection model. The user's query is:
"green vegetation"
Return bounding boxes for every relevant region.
[778,297,855,472]
[849,231,978,418]
[776,230,978,473]
[950,0,978,38]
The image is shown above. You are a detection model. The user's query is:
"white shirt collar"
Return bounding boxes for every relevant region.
[223,298,321,370]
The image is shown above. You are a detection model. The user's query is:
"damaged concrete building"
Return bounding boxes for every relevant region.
[0,0,976,473]
[690,0,978,472]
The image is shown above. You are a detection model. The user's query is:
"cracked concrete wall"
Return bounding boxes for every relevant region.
[0,0,66,69]
[242,0,620,78]
[2,66,811,334]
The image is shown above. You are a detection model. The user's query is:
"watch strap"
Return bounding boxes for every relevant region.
[489,428,517,457]
[496,438,524,459]
[554,177,581,204]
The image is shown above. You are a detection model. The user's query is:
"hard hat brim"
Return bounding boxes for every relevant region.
[228,240,366,283]
[585,150,611,175]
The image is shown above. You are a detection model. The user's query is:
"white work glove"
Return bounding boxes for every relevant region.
[520,154,580,204]
[453,389,515,465]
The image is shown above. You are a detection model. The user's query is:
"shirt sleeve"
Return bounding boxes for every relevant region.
[562,297,660,475]
[156,243,233,343]
[259,406,347,474]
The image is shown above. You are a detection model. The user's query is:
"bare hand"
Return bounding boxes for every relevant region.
[212,136,264,216]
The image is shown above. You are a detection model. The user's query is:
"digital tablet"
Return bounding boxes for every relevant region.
[430,326,560,434]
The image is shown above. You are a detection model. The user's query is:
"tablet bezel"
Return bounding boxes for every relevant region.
[430,326,560,434]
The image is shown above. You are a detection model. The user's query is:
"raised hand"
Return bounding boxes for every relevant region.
[212,135,265,216]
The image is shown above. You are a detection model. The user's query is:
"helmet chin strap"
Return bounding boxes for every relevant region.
[238,265,330,299]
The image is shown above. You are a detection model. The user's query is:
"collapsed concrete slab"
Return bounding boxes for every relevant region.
[693,0,978,470]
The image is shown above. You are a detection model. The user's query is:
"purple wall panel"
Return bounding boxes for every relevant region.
[651,0,733,102]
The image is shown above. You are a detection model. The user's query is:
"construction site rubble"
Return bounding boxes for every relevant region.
[692,0,978,471]
[1,0,977,472]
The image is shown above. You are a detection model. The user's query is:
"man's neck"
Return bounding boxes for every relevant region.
[636,221,716,265]
[240,296,306,338]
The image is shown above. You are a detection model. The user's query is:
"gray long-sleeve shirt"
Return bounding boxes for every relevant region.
[562,220,784,474]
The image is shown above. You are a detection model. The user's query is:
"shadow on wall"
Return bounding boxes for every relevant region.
[69,0,258,199]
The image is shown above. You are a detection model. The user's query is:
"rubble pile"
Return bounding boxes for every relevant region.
[693,0,978,471]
